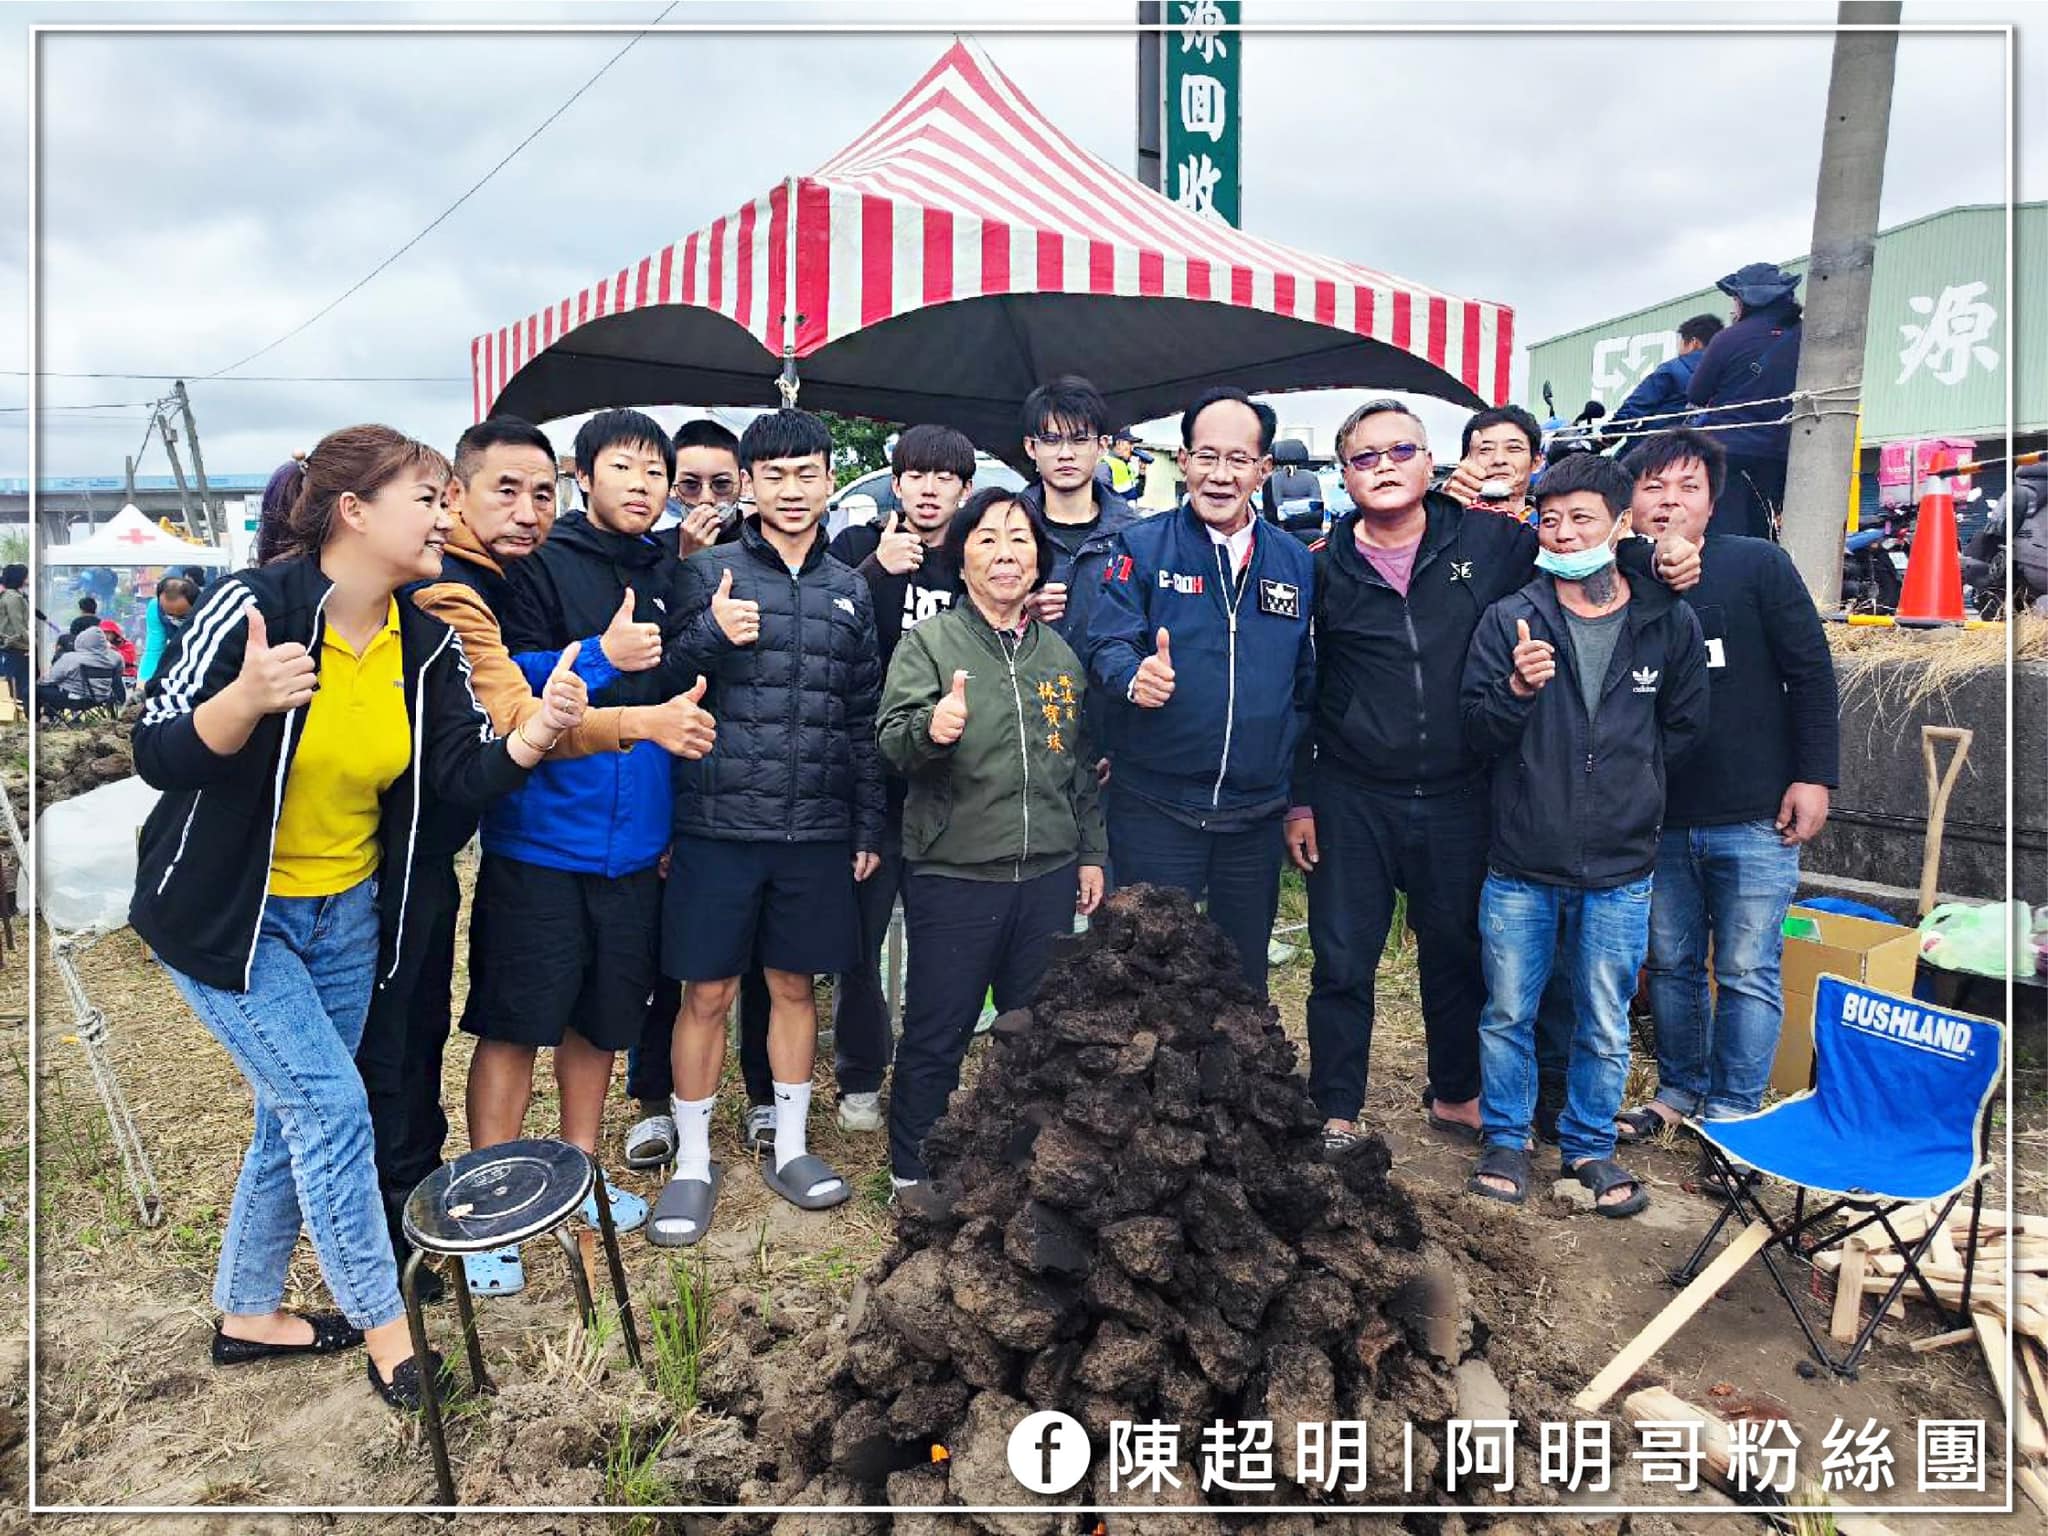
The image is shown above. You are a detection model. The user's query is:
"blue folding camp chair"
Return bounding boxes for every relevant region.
[1673,972,2004,1378]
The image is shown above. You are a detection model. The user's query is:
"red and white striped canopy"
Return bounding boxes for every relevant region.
[476,38,1511,445]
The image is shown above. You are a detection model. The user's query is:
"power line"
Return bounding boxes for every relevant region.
[203,0,679,380]
[4,371,467,383]
[0,401,157,413]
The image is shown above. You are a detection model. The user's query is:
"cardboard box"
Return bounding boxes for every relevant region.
[1772,905,1922,1096]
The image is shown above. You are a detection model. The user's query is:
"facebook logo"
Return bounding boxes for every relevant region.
[1007,1409,1091,1494]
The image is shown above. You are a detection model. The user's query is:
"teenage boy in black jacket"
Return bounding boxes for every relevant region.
[650,408,886,1245]
[1288,400,1701,1154]
[1460,452,1708,1217]
[1605,428,1837,1143]
[823,423,973,1131]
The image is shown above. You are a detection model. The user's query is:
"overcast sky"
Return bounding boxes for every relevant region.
[1,1,2036,490]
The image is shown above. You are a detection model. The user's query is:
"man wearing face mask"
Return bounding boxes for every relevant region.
[1084,388,1316,997]
[1290,400,1701,1157]
[1460,453,1708,1215]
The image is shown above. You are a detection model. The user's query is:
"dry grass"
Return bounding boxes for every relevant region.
[1828,609,2046,714]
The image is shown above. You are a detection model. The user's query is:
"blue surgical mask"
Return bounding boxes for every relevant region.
[1534,542,1617,581]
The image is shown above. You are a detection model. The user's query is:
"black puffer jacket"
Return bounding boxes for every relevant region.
[665,518,886,850]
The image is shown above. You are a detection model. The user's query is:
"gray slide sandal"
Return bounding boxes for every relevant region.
[760,1152,851,1211]
[647,1164,723,1248]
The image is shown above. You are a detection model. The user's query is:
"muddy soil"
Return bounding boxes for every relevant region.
[18,846,2045,1533]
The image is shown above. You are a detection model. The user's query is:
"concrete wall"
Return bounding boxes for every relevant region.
[1805,655,2045,908]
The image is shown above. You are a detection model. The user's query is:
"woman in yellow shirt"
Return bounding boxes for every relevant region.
[132,424,585,1411]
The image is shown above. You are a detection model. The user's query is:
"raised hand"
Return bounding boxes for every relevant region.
[1653,531,1702,592]
[235,609,317,715]
[676,504,724,557]
[1025,581,1069,625]
[1509,617,1556,698]
[929,669,969,745]
[643,675,717,760]
[600,587,663,672]
[874,510,925,576]
[1131,627,1175,708]
[711,567,760,647]
[537,641,589,735]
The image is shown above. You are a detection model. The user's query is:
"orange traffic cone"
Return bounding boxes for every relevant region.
[1894,466,1966,627]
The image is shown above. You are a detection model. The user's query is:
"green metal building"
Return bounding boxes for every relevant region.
[1525,203,2044,448]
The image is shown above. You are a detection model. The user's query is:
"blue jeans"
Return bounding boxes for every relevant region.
[165,878,401,1328]
[1479,872,1653,1165]
[1645,821,1801,1120]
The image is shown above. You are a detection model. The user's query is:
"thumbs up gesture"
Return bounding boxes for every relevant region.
[234,608,317,715]
[1131,627,1175,709]
[1509,617,1556,698]
[929,669,970,745]
[537,641,589,735]
[600,587,663,672]
[643,674,717,760]
[875,509,925,576]
[711,566,760,647]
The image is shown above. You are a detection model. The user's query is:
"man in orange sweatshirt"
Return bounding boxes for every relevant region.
[355,415,716,1296]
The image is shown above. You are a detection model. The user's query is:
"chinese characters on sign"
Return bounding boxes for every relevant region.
[1897,281,2000,387]
[1095,1416,1985,1498]
[1163,0,1240,226]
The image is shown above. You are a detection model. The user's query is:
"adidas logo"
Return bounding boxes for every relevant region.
[1631,666,1660,692]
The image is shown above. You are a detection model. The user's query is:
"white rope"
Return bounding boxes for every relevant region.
[1589,382,1863,435]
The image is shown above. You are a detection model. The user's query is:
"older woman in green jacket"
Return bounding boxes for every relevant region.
[878,487,1106,1187]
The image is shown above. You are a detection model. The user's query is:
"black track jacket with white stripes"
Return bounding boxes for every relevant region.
[130,554,533,992]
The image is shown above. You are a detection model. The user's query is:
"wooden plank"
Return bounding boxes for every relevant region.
[1970,1311,2047,1459]
[1928,1225,1964,1270]
[2019,1337,2048,1461]
[1576,1221,1773,1412]
[2020,1465,2048,1520]
[1833,1239,1870,1343]
[1908,1326,1976,1353]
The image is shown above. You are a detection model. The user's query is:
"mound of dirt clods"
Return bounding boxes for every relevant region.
[758,885,1523,1528]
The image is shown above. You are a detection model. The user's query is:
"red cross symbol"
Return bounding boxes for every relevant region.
[114,526,154,545]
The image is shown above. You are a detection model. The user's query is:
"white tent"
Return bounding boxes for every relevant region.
[43,505,231,566]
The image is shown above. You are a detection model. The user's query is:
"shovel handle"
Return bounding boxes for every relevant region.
[1919,727,1974,916]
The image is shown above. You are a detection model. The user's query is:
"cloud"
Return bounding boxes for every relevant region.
[4,1,2033,482]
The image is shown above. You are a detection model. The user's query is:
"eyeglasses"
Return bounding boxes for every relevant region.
[676,474,739,500]
[1029,432,1103,451]
[1187,449,1264,473]
[1345,442,1424,472]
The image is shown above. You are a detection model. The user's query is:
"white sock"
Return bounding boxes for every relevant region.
[671,1094,715,1185]
[772,1081,812,1172]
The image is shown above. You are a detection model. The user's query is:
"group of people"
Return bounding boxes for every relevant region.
[131,356,1837,1412]
[25,564,208,718]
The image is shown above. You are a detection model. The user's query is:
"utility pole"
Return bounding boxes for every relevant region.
[1136,2,1162,192]
[155,407,200,541]
[123,454,136,507]
[1781,0,1900,607]
[173,381,219,545]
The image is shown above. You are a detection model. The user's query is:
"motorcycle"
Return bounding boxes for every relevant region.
[1961,460,2047,619]
[1841,503,1912,615]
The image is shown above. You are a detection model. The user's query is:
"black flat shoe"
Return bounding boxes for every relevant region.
[368,1349,447,1413]
[211,1311,363,1366]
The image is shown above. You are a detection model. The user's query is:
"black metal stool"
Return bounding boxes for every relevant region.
[400,1139,642,1504]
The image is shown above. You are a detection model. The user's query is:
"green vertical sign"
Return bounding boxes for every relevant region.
[1163,0,1241,227]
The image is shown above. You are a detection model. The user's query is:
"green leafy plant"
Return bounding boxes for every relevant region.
[649,1253,710,1413]
[602,1407,675,1515]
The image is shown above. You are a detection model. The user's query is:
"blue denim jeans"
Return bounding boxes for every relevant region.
[1479,872,1654,1165]
[164,878,402,1328]
[1645,820,1802,1120]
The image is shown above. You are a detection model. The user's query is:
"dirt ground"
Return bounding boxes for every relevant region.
[12,778,2048,1532]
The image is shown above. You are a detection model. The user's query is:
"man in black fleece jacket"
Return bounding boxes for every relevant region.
[1604,429,1838,1143]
